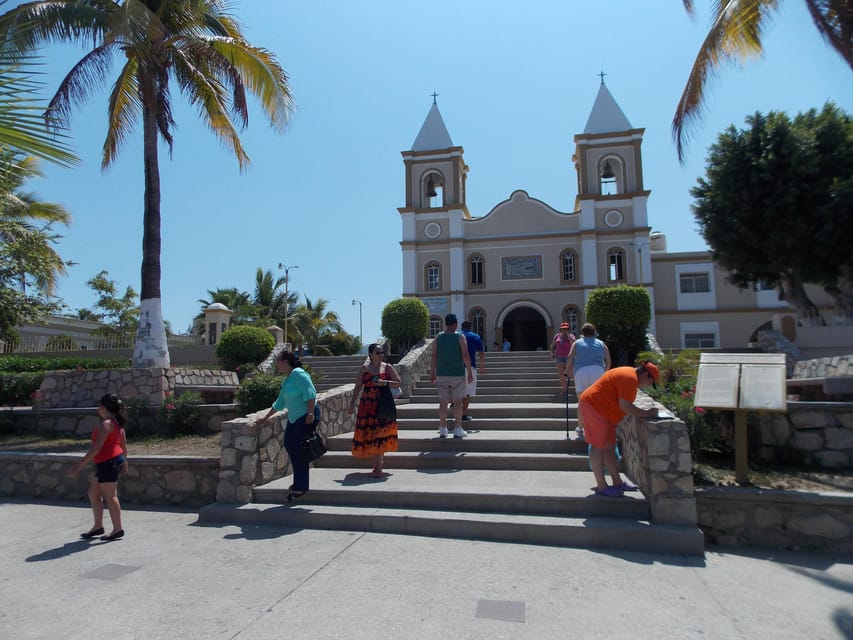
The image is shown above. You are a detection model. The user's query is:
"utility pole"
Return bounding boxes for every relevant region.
[352,299,363,351]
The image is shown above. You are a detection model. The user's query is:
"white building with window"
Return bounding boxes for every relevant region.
[398,83,839,353]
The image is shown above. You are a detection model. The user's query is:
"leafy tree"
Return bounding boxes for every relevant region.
[316,330,362,356]
[691,103,853,320]
[381,298,429,353]
[0,151,71,294]
[674,0,852,161]
[0,1,294,368]
[0,231,60,339]
[216,325,275,370]
[585,286,651,366]
[77,270,139,333]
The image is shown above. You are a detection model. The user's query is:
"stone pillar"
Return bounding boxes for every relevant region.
[266,325,284,345]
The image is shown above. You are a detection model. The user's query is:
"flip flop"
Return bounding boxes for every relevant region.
[593,486,624,497]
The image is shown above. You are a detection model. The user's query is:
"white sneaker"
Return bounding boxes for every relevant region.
[575,426,584,438]
[439,426,449,438]
[453,425,468,438]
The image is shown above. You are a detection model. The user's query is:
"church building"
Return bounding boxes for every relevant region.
[397,81,836,354]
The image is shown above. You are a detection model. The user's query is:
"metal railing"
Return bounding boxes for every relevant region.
[1,332,204,354]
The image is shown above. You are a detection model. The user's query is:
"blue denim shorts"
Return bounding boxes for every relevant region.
[95,455,125,483]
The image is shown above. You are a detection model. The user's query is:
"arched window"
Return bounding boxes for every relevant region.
[598,156,623,195]
[560,250,577,283]
[422,171,445,208]
[470,307,486,340]
[424,261,442,291]
[428,316,442,338]
[607,248,626,282]
[470,254,484,286]
[562,305,581,335]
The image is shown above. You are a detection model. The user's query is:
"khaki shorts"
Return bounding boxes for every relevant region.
[436,375,466,403]
[465,368,478,397]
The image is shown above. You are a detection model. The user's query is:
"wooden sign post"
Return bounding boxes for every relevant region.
[694,354,787,483]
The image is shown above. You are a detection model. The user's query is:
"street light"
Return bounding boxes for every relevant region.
[352,299,363,351]
[278,263,299,350]
[630,240,650,285]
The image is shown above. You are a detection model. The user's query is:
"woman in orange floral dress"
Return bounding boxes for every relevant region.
[347,343,400,477]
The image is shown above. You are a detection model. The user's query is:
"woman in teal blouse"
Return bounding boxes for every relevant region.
[257,350,318,501]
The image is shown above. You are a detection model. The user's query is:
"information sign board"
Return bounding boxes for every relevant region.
[694,364,740,409]
[739,364,787,411]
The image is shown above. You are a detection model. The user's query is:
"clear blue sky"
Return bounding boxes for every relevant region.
[24,1,853,346]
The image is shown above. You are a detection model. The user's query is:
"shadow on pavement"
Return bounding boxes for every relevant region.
[26,539,99,562]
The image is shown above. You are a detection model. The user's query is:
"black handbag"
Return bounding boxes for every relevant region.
[376,383,397,421]
[301,405,326,462]
[302,431,327,462]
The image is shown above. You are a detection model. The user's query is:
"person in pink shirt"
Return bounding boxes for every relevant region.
[550,322,575,395]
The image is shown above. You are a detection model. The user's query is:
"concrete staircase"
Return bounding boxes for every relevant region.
[302,354,366,392]
[203,351,704,555]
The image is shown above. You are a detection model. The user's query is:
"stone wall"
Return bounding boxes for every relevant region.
[216,386,356,503]
[39,368,174,408]
[792,355,853,379]
[0,452,219,506]
[754,402,853,468]
[394,340,433,397]
[697,487,853,554]
[37,367,239,409]
[16,404,238,437]
[619,390,698,527]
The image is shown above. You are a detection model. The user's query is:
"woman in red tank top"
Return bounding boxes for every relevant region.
[67,393,129,541]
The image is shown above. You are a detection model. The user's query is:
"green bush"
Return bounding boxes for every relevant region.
[0,372,46,406]
[236,374,284,415]
[216,325,275,370]
[0,356,131,372]
[158,391,204,436]
[381,298,429,352]
[586,286,651,366]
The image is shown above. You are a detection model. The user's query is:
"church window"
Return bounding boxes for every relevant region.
[561,305,581,335]
[684,333,716,348]
[608,248,625,282]
[428,316,441,338]
[560,250,577,283]
[425,261,442,291]
[470,308,486,339]
[680,272,710,294]
[470,255,484,286]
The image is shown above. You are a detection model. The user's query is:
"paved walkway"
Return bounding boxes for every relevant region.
[3,500,852,639]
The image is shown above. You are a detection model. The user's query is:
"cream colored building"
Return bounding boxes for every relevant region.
[398,83,840,354]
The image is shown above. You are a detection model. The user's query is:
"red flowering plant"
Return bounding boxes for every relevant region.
[637,349,721,452]
[157,391,203,436]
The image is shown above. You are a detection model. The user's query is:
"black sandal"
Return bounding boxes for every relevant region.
[80,527,104,539]
[286,491,306,502]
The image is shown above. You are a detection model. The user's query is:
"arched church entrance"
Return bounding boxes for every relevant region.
[502,306,547,351]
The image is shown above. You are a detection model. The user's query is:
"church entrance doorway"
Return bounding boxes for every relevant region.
[502,306,547,351]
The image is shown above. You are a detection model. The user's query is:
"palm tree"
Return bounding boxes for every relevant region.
[290,296,343,355]
[0,150,71,295]
[0,1,293,367]
[253,267,286,323]
[195,286,253,327]
[674,0,852,162]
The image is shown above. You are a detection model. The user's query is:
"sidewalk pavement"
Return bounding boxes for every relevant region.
[2,499,851,640]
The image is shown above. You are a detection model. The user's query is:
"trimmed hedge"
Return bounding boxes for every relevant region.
[0,356,132,373]
[216,326,275,370]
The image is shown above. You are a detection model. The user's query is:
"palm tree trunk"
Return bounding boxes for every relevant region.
[132,71,170,368]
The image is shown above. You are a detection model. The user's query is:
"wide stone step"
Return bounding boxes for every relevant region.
[317,451,590,471]
[407,393,561,404]
[199,502,704,555]
[251,469,649,519]
[396,403,578,419]
[411,385,566,396]
[395,417,578,431]
[326,430,587,454]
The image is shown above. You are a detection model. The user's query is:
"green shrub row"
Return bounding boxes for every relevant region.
[0,372,46,406]
[0,355,132,373]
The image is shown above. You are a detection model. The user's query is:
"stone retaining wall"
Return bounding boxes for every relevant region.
[697,487,853,553]
[10,404,238,437]
[38,367,239,409]
[0,452,219,506]
[216,386,355,503]
[394,340,433,397]
[619,391,698,527]
[793,355,853,379]
[755,402,853,468]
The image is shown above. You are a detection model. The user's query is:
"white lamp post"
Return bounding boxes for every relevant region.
[278,263,299,350]
[352,299,363,350]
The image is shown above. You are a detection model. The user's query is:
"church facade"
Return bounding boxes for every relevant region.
[397,82,828,352]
